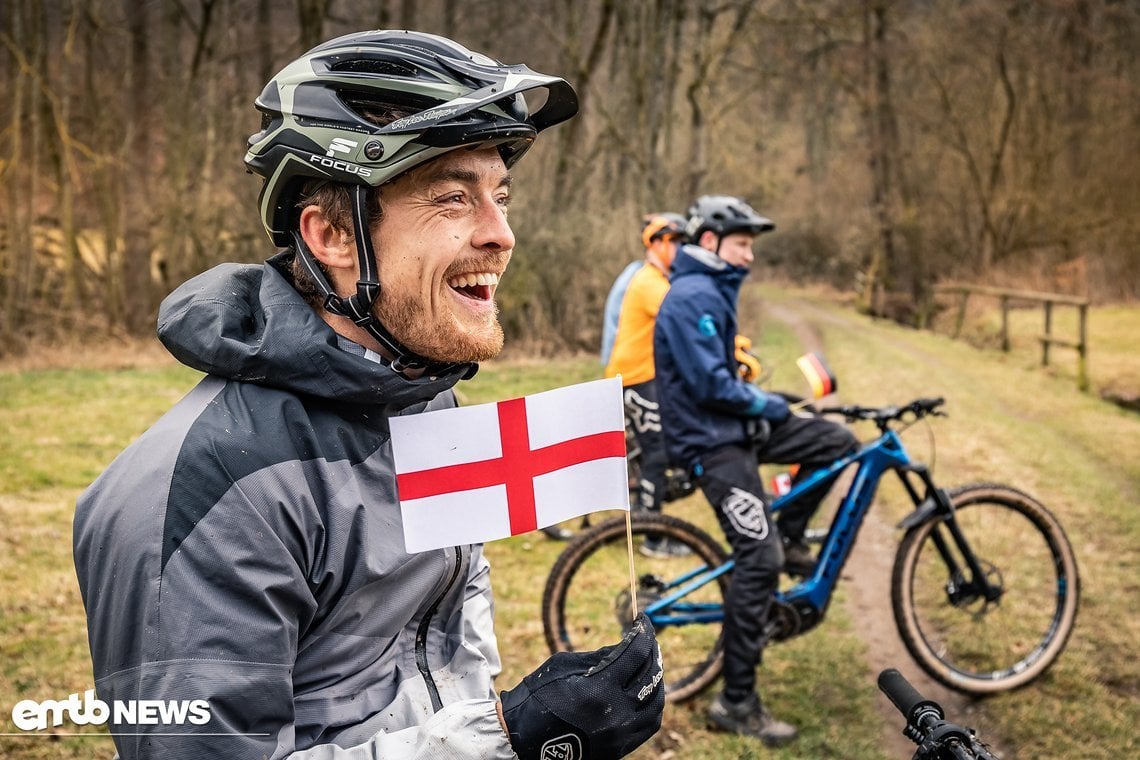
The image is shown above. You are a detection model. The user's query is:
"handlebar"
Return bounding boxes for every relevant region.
[878,668,1001,760]
[819,397,946,431]
[878,668,942,726]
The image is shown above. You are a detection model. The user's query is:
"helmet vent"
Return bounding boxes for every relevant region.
[331,59,419,78]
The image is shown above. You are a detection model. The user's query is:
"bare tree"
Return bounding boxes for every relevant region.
[297,0,331,50]
[2,0,1139,357]
[861,0,897,316]
[681,0,755,200]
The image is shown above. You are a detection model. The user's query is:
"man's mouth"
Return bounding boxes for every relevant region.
[447,272,500,301]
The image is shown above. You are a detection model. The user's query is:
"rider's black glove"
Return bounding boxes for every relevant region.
[500,613,665,760]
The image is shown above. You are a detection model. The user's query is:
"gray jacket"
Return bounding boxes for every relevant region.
[73,254,516,759]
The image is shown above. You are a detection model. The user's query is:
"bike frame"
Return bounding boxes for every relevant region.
[644,428,931,631]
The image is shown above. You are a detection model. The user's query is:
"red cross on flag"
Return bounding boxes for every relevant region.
[390,377,629,553]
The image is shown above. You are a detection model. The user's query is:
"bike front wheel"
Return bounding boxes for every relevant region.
[892,483,1080,694]
[542,513,729,703]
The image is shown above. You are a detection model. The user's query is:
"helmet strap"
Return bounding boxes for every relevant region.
[292,186,476,379]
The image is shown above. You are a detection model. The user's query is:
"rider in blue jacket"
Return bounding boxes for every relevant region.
[654,195,857,747]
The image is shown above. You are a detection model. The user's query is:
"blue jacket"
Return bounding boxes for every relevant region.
[600,260,644,365]
[653,244,781,469]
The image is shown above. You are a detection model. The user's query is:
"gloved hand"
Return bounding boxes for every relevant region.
[747,387,790,423]
[499,613,665,760]
[735,334,763,382]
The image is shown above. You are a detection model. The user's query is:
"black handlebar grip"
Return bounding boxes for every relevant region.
[877,668,943,724]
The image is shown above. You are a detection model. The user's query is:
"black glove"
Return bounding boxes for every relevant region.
[500,613,665,759]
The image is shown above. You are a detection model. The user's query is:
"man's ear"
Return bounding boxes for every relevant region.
[699,230,720,253]
[299,205,356,270]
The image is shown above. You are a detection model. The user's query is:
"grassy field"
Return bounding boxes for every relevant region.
[1,288,1137,759]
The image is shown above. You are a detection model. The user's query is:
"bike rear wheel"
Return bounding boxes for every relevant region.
[542,513,729,703]
[892,483,1080,694]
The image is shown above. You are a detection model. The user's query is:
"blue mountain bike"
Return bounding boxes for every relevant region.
[541,398,1080,701]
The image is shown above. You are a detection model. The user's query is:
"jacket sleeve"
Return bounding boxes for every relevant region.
[283,701,516,759]
[463,544,503,687]
[656,289,761,416]
[81,477,516,760]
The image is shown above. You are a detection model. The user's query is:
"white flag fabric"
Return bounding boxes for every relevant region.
[390,377,629,553]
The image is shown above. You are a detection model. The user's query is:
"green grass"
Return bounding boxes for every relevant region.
[929,292,1140,400]
[0,365,203,758]
[0,366,202,494]
[1,290,1138,759]
[750,283,1140,759]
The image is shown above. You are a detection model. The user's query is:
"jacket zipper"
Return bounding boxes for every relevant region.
[415,545,463,712]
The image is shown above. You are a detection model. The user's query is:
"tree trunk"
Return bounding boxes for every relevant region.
[862,0,897,316]
[548,0,616,204]
[2,1,39,340]
[119,0,154,334]
[297,0,330,51]
[682,0,755,202]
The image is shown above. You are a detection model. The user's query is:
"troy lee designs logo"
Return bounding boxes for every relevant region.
[386,106,458,130]
[540,733,583,760]
[637,649,665,701]
[11,689,211,731]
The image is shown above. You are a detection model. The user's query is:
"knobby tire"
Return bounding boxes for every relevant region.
[891,483,1080,694]
[542,512,729,703]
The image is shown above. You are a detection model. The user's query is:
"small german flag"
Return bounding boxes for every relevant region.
[796,352,838,398]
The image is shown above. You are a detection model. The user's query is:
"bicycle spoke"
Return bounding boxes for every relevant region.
[893,484,1079,693]
[544,514,728,703]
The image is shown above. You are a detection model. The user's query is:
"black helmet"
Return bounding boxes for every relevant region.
[245,30,579,246]
[640,212,688,249]
[685,195,774,242]
[242,31,578,375]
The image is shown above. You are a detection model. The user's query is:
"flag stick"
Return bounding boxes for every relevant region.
[625,510,638,619]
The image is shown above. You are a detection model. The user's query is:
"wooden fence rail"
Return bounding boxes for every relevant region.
[935,284,1089,391]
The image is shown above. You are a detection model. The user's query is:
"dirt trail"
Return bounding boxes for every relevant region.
[763,299,987,760]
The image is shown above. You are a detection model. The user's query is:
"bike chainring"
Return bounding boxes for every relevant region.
[614,575,667,631]
[764,599,804,642]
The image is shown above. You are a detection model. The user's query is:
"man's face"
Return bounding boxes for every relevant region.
[713,232,755,268]
[370,148,514,364]
[649,235,680,270]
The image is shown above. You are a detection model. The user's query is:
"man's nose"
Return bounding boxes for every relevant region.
[474,200,515,251]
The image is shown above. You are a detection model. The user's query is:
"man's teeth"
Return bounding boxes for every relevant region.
[448,273,500,288]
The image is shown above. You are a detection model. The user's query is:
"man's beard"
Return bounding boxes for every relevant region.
[374,289,504,364]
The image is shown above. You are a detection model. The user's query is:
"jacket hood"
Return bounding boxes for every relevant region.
[671,243,750,284]
[157,253,468,407]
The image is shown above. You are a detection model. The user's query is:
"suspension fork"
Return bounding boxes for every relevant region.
[897,468,1002,603]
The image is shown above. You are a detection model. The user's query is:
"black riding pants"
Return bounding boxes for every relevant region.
[624,380,669,513]
[760,412,859,541]
[696,443,783,703]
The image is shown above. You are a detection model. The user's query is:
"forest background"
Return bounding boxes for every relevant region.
[3,0,1139,355]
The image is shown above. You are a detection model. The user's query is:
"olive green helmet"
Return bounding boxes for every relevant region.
[245,30,579,246]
